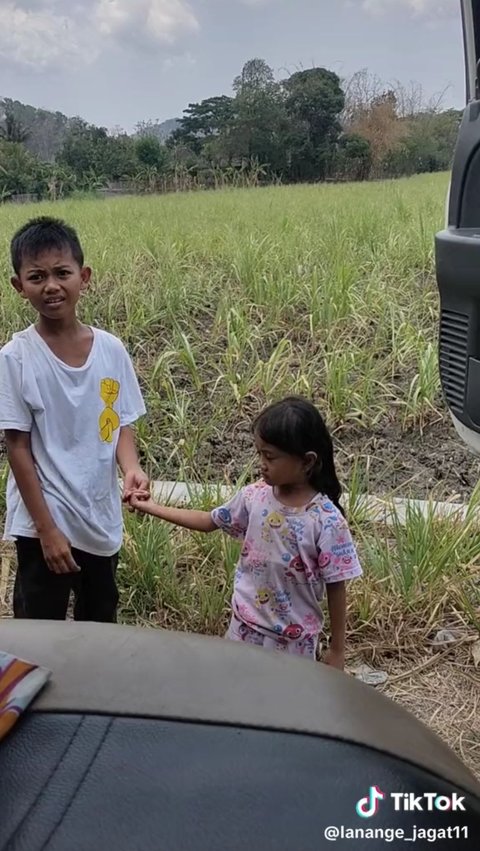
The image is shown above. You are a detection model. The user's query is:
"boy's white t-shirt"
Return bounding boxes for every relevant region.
[0,325,146,556]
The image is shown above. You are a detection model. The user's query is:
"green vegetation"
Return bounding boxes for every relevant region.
[0,63,461,200]
[0,173,446,453]
[0,172,479,649]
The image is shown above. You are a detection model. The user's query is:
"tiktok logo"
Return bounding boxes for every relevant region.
[356,786,386,818]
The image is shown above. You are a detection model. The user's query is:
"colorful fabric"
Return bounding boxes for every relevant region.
[226,614,318,657]
[212,481,362,649]
[0,651,51,741]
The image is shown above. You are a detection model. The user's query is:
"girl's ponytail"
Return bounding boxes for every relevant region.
[311,464,346,518]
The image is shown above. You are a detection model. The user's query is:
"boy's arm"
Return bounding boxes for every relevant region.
[324,581,346,671]
[116,342,148,501]
[116,426,149,501]
[5,431,79,574]
[130,494,217,533]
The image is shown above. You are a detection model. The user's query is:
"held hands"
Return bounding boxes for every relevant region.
[122,467,158,515]
[122,467,150,512]
[129,492,158,515]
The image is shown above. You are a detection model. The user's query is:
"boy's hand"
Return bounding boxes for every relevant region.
[323,647,345,671]
[39,527,80,574]
[122,467,150,506]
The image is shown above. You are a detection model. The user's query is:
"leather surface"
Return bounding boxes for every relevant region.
[1,714,479,851]
[1,620,479,797]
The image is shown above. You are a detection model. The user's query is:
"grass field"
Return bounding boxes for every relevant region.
[0,173,479,775]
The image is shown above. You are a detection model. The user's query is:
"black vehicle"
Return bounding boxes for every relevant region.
[436,0,480,454]
[0,620,479,851]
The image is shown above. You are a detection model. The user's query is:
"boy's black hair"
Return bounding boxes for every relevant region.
[253,396,345,515]
[11,216,84,276]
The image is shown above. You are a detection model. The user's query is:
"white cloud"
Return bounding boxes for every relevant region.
[362,0,455,16]
[0,1,90,68]
[162,50,197,70]
[0,0,199,70]
[96,0,198,45]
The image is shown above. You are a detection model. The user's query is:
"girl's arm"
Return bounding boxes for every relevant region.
[129,493,217,533]
[324,581,346,671]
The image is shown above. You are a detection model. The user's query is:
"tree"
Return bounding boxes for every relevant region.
[384,109,462,177]
[335,134,372,181]
[169,96,235,155]
[44,164,77,200]
[211,60,289,175]
[283,68,345,181]
[340,70,458,179]
[135,135,169,171]
[101,133,137,181]
[0,141,39,197]
[342,69,384,129]
[58,121,138,185]
[233,58,275,95]
[347,90,406,177]
[58,121,102,178]
[0,102,29,144]
[0,98,71,161]
[132,135,170,193]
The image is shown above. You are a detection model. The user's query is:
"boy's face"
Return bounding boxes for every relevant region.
[12,246,91,321]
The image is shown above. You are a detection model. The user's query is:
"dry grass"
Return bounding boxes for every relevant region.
[381,654,480,779]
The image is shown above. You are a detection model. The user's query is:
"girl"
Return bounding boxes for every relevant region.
[130,396,362,669]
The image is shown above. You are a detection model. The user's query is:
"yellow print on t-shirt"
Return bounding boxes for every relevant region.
[99,378,120,443]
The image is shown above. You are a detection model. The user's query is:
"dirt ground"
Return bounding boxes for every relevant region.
[335,415,480,502]
[1,402,479,502]
[200,409,480,502]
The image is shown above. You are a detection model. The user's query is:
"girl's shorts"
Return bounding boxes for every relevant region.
[225,615,318,659]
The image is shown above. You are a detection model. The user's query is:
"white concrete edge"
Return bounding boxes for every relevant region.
[124,479,479,528]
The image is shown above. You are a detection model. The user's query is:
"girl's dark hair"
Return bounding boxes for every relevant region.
[253,396,345,516]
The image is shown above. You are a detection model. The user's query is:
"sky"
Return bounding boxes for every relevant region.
[0,0,465,132]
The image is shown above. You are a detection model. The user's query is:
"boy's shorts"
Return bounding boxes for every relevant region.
[13,537,119,623]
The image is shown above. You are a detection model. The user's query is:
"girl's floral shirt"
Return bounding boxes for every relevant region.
[211,481,362,643]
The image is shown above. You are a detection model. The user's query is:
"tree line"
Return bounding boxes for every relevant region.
[0,61,461,201]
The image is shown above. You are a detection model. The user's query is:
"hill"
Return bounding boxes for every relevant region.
[0,98,179,162]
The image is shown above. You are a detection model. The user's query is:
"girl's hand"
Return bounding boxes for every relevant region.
[122,468,150,507]
[129,492,158,515]
[323,647,345,671]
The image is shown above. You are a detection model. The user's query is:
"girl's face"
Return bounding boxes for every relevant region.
[254,434,316,488]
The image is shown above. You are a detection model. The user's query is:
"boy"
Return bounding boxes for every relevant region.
[0,216,149,622]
